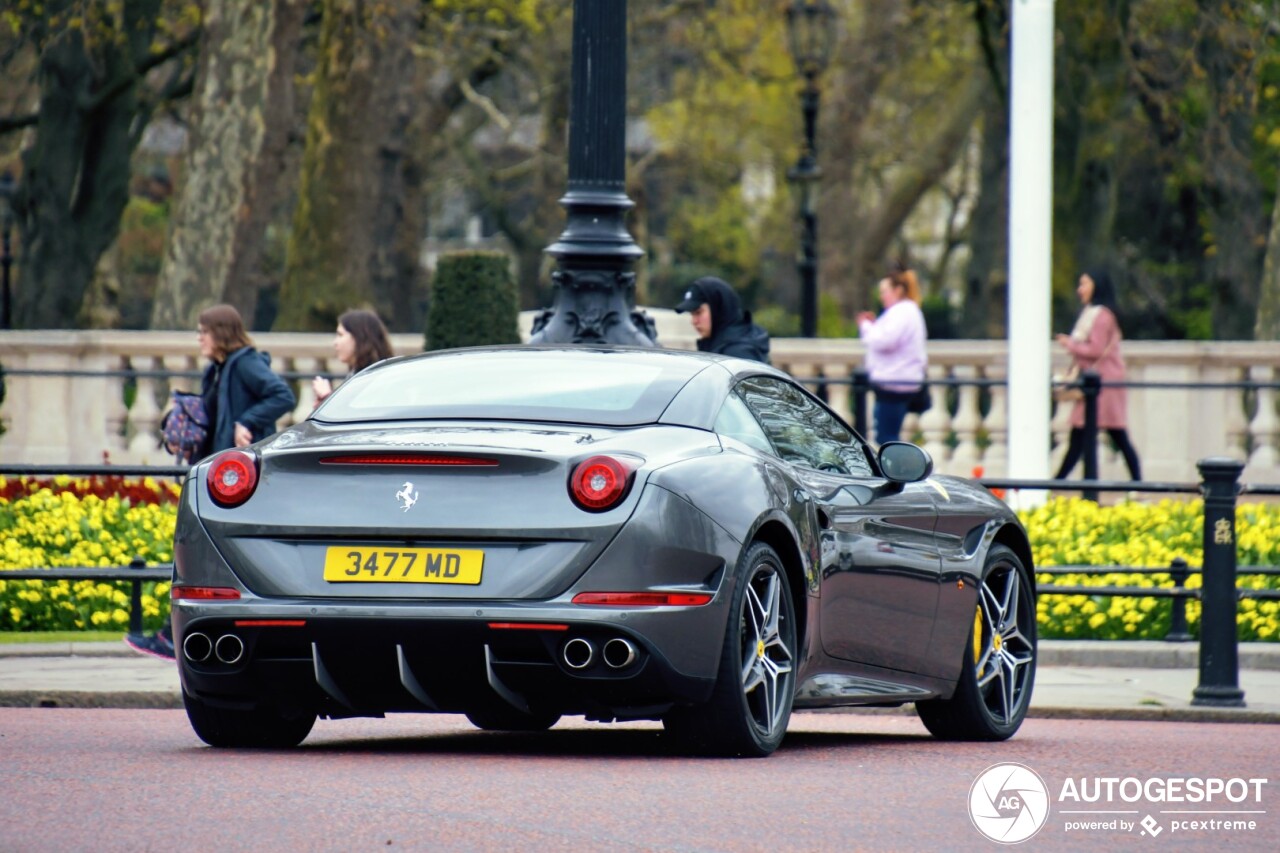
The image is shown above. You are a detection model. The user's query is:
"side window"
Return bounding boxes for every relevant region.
[714,395,774,454]
[735,377,873,476]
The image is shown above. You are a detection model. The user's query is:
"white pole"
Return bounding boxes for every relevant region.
[1007,0,1055,505]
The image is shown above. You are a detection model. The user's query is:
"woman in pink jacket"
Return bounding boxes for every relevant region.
[1053,269,1142,481]
[857,266,928,444]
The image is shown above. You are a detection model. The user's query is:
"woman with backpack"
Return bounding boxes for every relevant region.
[195,304,297,455]
[137,304,295,660]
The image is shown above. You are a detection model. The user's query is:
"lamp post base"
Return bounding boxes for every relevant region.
[1190,685,1246,708]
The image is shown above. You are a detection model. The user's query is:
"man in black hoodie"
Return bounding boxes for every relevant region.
[673,276,771,363]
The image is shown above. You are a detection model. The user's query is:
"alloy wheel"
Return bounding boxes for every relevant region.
[739,562,795,738]
[973,559,1035,725]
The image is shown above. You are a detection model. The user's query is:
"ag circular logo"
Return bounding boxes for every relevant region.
[969,763,1051,844]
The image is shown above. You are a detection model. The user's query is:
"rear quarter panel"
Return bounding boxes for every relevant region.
[924,475,1031,680]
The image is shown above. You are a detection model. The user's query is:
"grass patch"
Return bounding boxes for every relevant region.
[0,630,122,645]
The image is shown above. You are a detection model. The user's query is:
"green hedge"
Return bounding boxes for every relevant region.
[426,251,520,350]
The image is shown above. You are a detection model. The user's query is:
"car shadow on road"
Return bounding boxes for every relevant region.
[276,726,933,759]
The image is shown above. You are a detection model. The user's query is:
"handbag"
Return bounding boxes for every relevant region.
[1053,365,1083,403]
[160,390,210,463]
[1053,336,1116,404]
[907,384,932,414]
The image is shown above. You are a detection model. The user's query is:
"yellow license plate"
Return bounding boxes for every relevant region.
[323,547,484,585]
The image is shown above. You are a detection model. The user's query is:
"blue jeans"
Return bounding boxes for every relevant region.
[874,397,911,444]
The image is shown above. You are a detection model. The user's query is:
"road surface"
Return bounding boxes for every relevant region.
[1,709,1274,851]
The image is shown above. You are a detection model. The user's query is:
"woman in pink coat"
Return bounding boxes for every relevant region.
[1053,269,1142,480]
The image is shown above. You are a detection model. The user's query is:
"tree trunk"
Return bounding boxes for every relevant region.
[961,91,1010,339]
[151,0,308,331]
[1196,9,1266,340]
[15,4,163,328]
[274,0,424,332]
[1258,173,1280,340]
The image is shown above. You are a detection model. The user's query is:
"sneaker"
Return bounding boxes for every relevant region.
[124,630,176,661]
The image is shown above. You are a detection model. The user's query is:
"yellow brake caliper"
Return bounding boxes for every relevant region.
[973,606,984,677]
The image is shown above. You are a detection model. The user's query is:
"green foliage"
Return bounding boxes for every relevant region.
[114,193,171,328]
[758,294,856,340]
[921,294,958,340]
[642,4,795,312]
[426,251,520,351]
[754,305,799,338]
[665,192,761,296]
[818,292,856,339]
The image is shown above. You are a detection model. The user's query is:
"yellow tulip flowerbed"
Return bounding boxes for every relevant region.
[0,476,179,632]
[1019,497,1280,642]
[1,480,1278,641]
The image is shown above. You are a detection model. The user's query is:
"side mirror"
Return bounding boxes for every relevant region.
[878,441,933,483]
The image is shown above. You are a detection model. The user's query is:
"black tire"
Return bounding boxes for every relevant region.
[663,541,797,757]
[465,705,561,732]
[183,689,316,748]
[916,544,1037,741]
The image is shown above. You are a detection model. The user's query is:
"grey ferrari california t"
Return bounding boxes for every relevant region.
[172,346,1036,756]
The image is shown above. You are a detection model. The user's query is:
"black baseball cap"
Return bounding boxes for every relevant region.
[674,282,709,313]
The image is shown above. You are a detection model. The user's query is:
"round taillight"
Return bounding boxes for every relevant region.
[570,455,636,512]
[207,450,259,507]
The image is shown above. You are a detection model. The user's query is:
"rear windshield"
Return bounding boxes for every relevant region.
[312,348,709,426]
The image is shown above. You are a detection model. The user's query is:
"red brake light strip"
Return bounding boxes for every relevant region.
[171,586,241,600]
[320,455,498,466]
[234,620,307,627]
[571,592,713,607]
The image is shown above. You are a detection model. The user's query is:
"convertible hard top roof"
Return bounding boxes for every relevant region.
[312,346,787,427]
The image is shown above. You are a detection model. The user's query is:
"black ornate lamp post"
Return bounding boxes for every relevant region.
[784,0,836,339]
[0,171,15,330]
[529,0,656,346]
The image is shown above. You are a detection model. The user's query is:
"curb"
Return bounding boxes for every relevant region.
[1038,640,1280,671]
[0,642,141,658]
[1025,705,1280,724]
[0,690,184,710]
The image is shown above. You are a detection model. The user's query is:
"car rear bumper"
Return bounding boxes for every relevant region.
[173,602,721,721]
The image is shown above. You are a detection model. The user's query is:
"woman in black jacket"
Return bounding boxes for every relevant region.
[196,304,296,454]
[138,305,294,660]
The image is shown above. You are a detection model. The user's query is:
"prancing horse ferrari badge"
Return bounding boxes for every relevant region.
[396,481,419,512]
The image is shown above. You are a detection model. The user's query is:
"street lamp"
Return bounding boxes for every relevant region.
[784,0,836,338]
[530,0,656,346]
[0,171,14,330]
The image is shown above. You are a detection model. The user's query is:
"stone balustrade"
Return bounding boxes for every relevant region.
[1,323,1276,486]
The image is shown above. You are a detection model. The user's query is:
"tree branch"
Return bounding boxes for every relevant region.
[0,113,39,134]
[459,77,511,133]
[79,29,201,113]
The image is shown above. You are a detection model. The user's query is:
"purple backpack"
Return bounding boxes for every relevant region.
[161,391,209,463]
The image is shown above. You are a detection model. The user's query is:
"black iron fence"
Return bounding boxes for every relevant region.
[3,558,171,636]
[977,458,1276,708]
